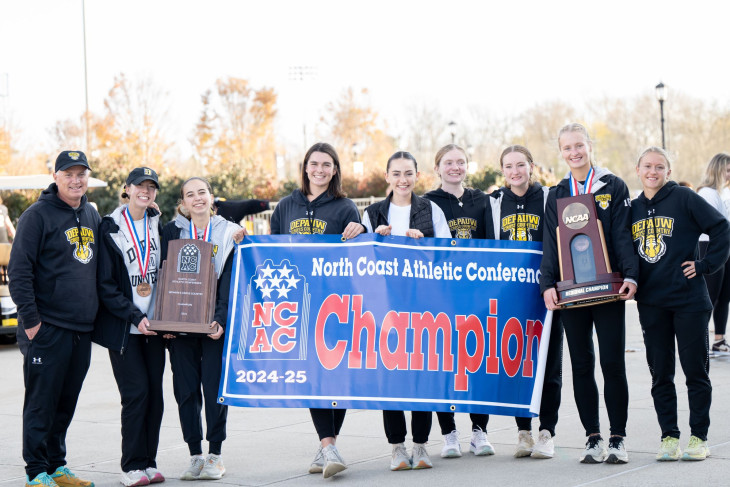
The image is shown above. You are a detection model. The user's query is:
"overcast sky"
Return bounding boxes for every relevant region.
[1,0,728,157]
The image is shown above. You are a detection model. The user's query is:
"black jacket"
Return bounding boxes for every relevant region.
[160,222,234,328]
[365,192,435,237]
[486,183,549,242]
[270,190,360,235]
[539,168,639,295]
[423,187,488,239]
[632,181,730,311]
[92,208,163,352]
[8,183,100,331]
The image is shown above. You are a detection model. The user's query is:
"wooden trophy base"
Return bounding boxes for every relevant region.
[556,272,624,309]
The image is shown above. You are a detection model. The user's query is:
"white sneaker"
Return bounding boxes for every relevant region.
[198,454,225,480]
[144,468,165,484]
[322,444,347,478]
[580,435,607,463]
[514,430,534,457]
[441,430,462,458]
[120,470,150,486]
[531,429,555,459]
[308,446,324,474]
[390,443,412,471]
[411,443,433,469]
[470,428,495,456]
[606,436,629,464]
[180,455,204,480]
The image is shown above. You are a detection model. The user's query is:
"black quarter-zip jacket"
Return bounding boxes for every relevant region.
[423,187,488,239]
[270,189,361,235]
[631,181,730,311]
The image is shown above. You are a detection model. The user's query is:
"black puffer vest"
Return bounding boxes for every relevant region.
[366,192,434,237]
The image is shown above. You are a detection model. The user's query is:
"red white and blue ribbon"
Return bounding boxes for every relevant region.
[569,167,594,196]
[190,220,211,242]
[122,207,150,280]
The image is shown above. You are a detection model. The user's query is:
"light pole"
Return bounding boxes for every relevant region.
[655,82,667,150]
[448,120,457,144]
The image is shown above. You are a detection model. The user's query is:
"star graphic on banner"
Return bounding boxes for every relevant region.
[276,286,292,298]
[260,285,274,299]
[285,276,300,289]
[268,275,283,288]
[278,265,292,278]
[253,275,267,289]
[261,265,275,278]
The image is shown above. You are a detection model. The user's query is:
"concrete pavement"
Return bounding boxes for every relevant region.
[1,301,729,486]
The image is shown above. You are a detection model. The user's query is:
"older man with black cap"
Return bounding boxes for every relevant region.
[9,150,100,487]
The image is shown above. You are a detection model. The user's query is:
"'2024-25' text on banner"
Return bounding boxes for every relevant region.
[219,234,552,417]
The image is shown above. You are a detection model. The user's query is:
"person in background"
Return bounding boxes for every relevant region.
[270,142,363,479]
[363,150,451,471]
[9,150,99,487]
[696,153,730,354]
[93,167,166,486]
[540,123,638,465]
[631,147,729,461]
[0,195,16,243]
[423,144,493,458]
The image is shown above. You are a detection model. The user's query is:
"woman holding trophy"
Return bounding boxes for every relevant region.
[161,177,242,481]
[94,167,166,486]
[540,123,638,464]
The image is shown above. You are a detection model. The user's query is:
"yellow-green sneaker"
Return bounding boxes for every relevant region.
[656,436,681,461]
[25,473,58,487]
[50,467,94,487]
[682,436,710,461]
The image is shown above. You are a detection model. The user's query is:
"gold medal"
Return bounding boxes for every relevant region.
[137,282,152,297]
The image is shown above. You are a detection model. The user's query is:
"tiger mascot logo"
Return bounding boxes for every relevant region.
[632,216,674,264]
[65,226,95,264]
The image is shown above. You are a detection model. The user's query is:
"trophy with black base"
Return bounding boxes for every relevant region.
[554,193,624,308]
[148,239,217,332]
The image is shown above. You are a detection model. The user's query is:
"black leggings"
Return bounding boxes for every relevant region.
[700,240,730,336]
[310,408,346,440]
[383,411,432,444]
[562,300,628,437]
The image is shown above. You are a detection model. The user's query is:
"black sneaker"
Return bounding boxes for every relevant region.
[606,436,628,464]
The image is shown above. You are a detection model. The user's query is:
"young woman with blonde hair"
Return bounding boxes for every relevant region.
[697,153,730,354]
[540,123,638,464]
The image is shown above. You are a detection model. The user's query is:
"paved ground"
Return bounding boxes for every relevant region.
[1,301,729,486]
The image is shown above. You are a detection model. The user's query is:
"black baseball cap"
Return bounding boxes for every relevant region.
[55,150,91,172]
[125,167,160,188]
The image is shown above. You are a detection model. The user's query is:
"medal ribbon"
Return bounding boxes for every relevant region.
[569,167,595,196]
[122,207,150,280]
[189,220,211,242]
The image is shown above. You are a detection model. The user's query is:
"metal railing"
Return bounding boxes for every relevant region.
[242,196,384,235]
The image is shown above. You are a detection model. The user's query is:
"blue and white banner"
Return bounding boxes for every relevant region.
[219,234,551,417]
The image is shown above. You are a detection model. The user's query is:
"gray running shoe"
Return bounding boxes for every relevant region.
[322,444,347,478]
[411,443,433,469]
[580,435,607,463]
[308,446,324,474]
[390,443,412,471]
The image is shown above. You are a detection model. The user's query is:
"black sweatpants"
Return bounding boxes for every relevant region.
[638,303,712,440]
[700,240,730,336]
[562,300,628,437]
[17,324,91,480]
[436,412,488,435]
[310,408,346,440]
[383,411,432,444]
[109,334,166,471]
[169,334,227,456]
[515,311,564,436]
